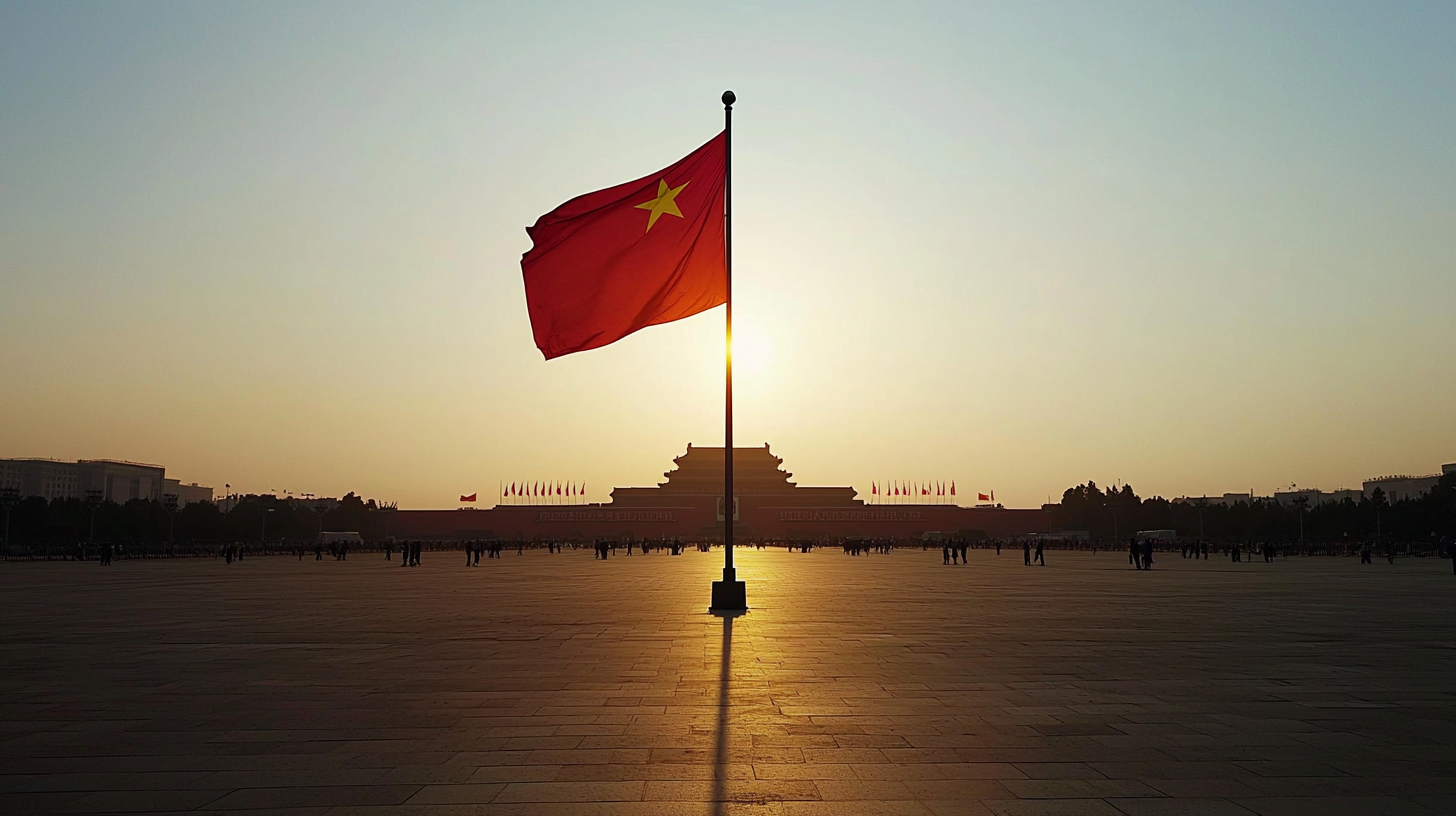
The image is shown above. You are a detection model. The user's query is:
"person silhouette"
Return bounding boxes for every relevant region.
[1034,539,1045,566]
[1023,540,1031,566]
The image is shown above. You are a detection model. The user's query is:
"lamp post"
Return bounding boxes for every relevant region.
[1,487,19,559]
[379,502,397,544]
[1291,494,1309,552]
[262,507,275,547]
[1194,496,1208,552]
[85,489,104,546]
[164,493,179,553]
[313,500,328,543]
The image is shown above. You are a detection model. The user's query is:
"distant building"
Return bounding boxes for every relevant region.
[393,443,1045,541]
[1272,487,1364,507]
[1363,472,1444,503]
[1174,493,1258,507]
[0,458,81,500]
[164,479,213,508]
[0,458,211,505]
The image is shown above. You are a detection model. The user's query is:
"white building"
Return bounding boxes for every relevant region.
[0,458,212,505]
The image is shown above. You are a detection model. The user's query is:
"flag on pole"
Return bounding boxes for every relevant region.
[522,134,728,359]
[979,492,990,501]
[460,493,476,502]
[951,481,956,496]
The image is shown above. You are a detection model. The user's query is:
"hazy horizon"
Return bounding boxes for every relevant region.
[3,1,1453,509]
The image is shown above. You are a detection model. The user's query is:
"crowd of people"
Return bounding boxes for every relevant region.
[7,534,1455,574]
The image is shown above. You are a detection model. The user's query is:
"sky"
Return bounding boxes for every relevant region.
[1,1,1453,509]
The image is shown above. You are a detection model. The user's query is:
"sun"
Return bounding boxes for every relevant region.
[730,329,773,377]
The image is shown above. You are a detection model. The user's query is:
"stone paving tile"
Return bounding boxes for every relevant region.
[2,548,1453,814]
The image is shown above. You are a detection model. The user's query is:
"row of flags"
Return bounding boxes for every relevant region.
[869,481,994,503]
[467,480,588,504]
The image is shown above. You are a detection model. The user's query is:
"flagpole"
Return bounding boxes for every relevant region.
[712,89,746,613]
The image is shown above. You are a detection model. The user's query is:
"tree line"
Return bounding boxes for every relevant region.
[1049,472,1456,543]
[0,493,397,546]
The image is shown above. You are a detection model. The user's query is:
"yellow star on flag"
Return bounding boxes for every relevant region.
[634,178,689,232]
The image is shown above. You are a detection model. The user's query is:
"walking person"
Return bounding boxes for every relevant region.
[1034,539,1045,566]
[1130,537,1141,570]
[1023,540,1031,566]
[1141,538,1153,570]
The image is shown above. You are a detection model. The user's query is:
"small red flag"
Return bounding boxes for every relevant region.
[872,482,877,495]
[951,481,956,496]
[523,134,728,359]
[978,492,990,501]
[460,493,476,503]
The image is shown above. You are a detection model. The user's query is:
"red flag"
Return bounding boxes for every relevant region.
[557,483,562,496]
[978,492,990,501]
[951,481,956,496]
[509,483,515,496]
[872,482,877,495]
[522,134,727,359]
[460,493,476,502]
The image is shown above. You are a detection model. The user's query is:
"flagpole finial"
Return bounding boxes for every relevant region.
[722,90,736,107]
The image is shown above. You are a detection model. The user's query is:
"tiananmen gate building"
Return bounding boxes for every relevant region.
[392,445,1044,541]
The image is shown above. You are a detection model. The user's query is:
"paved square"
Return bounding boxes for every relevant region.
[2,547,1453,815]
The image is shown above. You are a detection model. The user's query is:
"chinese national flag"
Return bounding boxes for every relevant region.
[978,493,991,501]
[872,482,877,495]
[522,134,727,359]
[460,493,476,503]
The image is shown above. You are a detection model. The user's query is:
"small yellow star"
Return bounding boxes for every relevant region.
[634,178,690,232]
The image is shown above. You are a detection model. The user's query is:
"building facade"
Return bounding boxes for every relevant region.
[393,444,1045,541]
[0,458,212,505]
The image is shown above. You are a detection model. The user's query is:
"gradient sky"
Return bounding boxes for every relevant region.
[2,1,1453,509]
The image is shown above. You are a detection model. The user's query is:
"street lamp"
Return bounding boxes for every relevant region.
[1,487,19,559]
[1291,494,1309,552]
[164,493,179,550]
[314,500,328,543]
[1194,496,1208,555]
[85,489,104,545]
[379,501,397,543]
[261,507,275,546]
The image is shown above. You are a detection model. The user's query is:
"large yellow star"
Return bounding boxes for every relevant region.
[634,178,689,232]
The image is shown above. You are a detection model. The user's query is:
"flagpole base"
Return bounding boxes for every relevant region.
[709,568,747,613]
